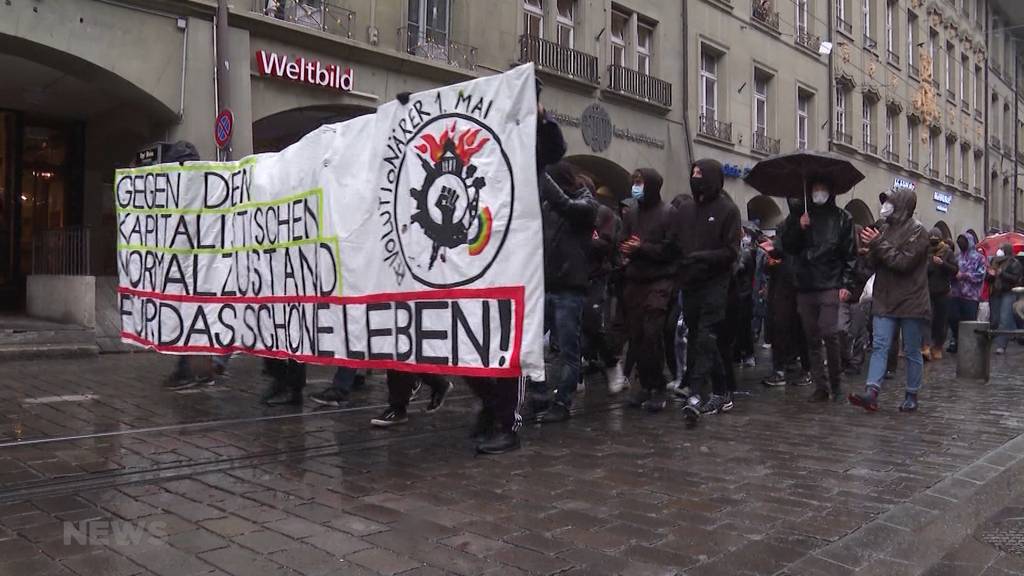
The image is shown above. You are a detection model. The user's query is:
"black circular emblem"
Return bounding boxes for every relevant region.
[393,113,515,289]
[581,103,612,153]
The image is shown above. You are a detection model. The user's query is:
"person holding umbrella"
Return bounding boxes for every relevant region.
[849,187,930,412]
[745,152,860,403]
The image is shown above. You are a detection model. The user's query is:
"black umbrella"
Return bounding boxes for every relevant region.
[744,151,865,209]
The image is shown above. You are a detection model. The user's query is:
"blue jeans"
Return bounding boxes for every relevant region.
[866,317,925,394]
[990,293,1017,349]
[543,291,585,408]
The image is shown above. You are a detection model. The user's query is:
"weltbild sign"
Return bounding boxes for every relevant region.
[256,50,354,92]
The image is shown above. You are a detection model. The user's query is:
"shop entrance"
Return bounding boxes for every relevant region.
[0,111,84,309]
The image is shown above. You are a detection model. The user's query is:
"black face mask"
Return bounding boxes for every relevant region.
[690,176,708,200]
[957,240,969,252]
[930,238,940,246]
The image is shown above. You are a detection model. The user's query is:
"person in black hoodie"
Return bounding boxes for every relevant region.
[779,180,856,402]
[675,159,742,422]
[619,167,677,412]
[535,162,599,423]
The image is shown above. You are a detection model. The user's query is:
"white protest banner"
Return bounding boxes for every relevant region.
[115,64,544,379]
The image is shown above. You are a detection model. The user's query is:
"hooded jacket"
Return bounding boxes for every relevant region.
[541,162,599,292]
[620,168,678,282]
[779,191,857,293]
[951,233,986,301]
[926,228,958,296]
[674,159,742,288]
[988,243,1023,296]
[864,188,931,319]
[590,204,621,279]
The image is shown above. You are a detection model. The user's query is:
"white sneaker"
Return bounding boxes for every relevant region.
[666,378,681,391]
[606,363,625,394]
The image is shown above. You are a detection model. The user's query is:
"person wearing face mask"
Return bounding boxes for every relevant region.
[531,161,599,424]
[923,229,958,361]
[779,180,857,402]
[947,232,987,353]
[619,168,678,412]
[849,188,930,413]
[674,159,742,421]
[986,243,1023,355]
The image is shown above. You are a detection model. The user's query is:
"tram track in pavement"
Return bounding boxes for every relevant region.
[0,393,632,504]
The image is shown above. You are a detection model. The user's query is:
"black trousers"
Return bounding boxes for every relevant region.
[624,279,674,392]
[465,377,524,434]
[386,371,449,409]
[928,292,950,348]
[682,276,730,399]
[265,359,306,391]
[582,278,618,367]
[734,294,755,361]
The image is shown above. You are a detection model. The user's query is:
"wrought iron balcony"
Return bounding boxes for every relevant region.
[908,159,920,171]
[946,88,956,101]
[836,16,852,35]
[751,1,780,32]
[251,0,355,38]
[699,114,733,142]
[887,50,900,66]
[834,130,853,145]
[975,186,982,195]
[518,34,598,84]
[992,61,1003,77]
[607,65,672,107]
[975,109,983,121]
[945,175,955,185]
[992,135,1003,149]
[795,28,821,52]
[1004,143,1014,156]
[864,35,877,51]
[909,63,920,77]
[960,179,969,189]
[399,27,477,70]
[752,131,780,155]
[883,150,900,163]
[863,141,878,155]
[927,168,939,179]
[962,98,970,111]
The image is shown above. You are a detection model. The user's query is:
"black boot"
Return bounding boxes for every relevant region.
[263,383,302,406]
[471,409,497,442]
[476,432,521,455]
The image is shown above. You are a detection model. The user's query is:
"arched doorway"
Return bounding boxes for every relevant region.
[253,105,375,154]
[746,195,783,229]
[934,221,952,241]
[563,154,632,208]
[844,199,875,226]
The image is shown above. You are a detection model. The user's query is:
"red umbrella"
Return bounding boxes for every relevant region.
[977,232,1024,258]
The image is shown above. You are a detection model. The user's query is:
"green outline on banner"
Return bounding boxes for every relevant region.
[114,156,258,177]
[117,237,323,255]
[115,188,322,216]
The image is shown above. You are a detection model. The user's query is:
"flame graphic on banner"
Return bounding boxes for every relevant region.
[414,121,490,165]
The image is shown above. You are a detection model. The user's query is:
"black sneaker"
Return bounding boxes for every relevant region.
[789,374,812,387]
[681,396,702,424]
[408,382,423,401]
[642,391,667,413]
[263,387,302,406]
[628,389,651,408]
[310,388,350,407]
[699,395,728,415]
[371,407,408,427]
[720,393,735,413]
[425,381,454,413]
[762,372,787,387]
[539,403,571,424]
[476,432,521,455]
[807,389,830,403]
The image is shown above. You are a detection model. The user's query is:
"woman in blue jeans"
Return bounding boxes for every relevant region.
[849,188,931,413]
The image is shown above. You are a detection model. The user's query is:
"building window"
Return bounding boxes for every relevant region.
[797,0,809,35]
[408,0,450,54]
[945,140,954,178]
[798,91,811,150]
[907,119,917,165]
[945,42,955,96]
[836,0,846,23]
[754,72,769,136]
[885,109,896,157]
[637,23,653,75]
[862,98,874,151]
[961,146,969,184]
[836,86,848,137]
[523,0,543,37]
[928,131,937,173]
[885,2,896,56]
[975,154,982,189]
[700,48,719,123]
[929,29,938,82]
[611,10,628,68]
[863,0,873,42]
[907,11,918,72]
[556,0,575,47]
[976,0,984,23]
[975,65,983,110]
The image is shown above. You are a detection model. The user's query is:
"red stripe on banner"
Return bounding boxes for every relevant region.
[117,285,528,378]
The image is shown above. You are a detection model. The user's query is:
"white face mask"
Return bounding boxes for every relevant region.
[997,249,1006,258]
[880,202,895,218]
[811,190,829,205]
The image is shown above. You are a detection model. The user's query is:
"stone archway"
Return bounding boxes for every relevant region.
[746,195,783,229]
[845,199,875,226]
[563,154,632,208]
[253,104,375,153]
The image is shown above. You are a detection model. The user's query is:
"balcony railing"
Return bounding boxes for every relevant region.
[752,131,781,155]
[606,64,672,107]
[962,98,970,111]
[863,35,877,50]
[863,142,878,155]
[992,135,1003,149]
[931,78,940,89]
[908,159,920,171]
[518,34,598,84]
[699,114,733,142]
[836,17,852,35]
[834,130,853,145]
[250,0,354,38]
[993,61,1003,77]
[975,109,983,121]
[32,227,91,276]
[399,28,477,70]
[927,168,939,179]
[975,186,983,195]
[959,179,969,189]
[1004,143,1014,156]
[909,63,920,77]
[946,89,956,101]
[945,175,956,185]
[887,50,900,66]
[752,1,781,32]
[795,29,821,52]
[883,150,900,163]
